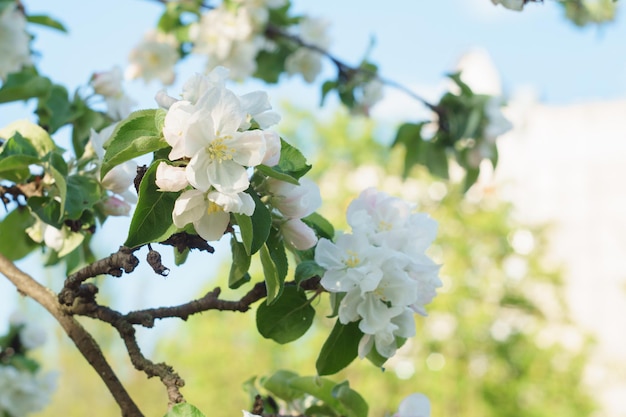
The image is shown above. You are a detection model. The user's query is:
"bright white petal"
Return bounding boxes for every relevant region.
[172,189,207,228]
[194,210,230,241]
[207,159,250,194]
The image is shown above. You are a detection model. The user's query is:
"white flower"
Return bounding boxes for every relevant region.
[0,367,57,417]
[99,196,132,217]
[126,30,179,85]
[104,94,136,121]
[0,5,31,80]
[394,393,431,417]
[267,178,321,219]
[280,218,317,250]
[91,66,124,97]
[155,162,188,192]
[285,49,323,84]
[238,90,281,130]
[491,0,525,11]
[173,86,266,193]
[299,16,331,49]
[242,411,262,417]
[172,188,254,241]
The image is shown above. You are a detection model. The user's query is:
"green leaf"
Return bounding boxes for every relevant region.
[27,196,62,228]
[174,247,190,266]
[36,84,73,134]
[125,162,179,248]
[424,142,449,179]
[0,120,56,157]
[316,320,361,376]
[262,370,303,402]
[260,243,282,305]
[26,14,67,32]
[288,377,344,413]
[229,238,251,289]
[65,175,102,220]
[0,208,37,260]
[320,80,338,106]
[464,166,480,192]
[44,153,68,221]
[256,286,315,344]
[0,69,52,103]
[71,103,110,158]
[254,47,290,84]
[266,226,288,282]
[277,139,311,179]
[331,381,369,417]
[233,189,271,255]
[101,109,168,179]
[164,403,206,417]
[295,260,325,284]
[0,155,39,182]
[255,164,299,185]
[302,212,334,240]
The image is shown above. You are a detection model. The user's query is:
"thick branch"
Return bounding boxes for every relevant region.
[0,253,144,417]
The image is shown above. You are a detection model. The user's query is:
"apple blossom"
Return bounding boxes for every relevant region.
[261,130,281,166]
[0,4,31,80]
[316,188,441,359]
[0,367,57,417]
[91,66,124,97]
[99,196,132,217]
[394,393,431,417]
[126,30,179,85]
[285,16,331,83]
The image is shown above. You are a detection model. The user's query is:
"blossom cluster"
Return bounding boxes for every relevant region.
[315,188,441,359]
[155,67,294,242]
[0,3,31,81]
[284,16,332,83]
[191,0,288,80]
[126,30,180,85]
[0,312,57,417]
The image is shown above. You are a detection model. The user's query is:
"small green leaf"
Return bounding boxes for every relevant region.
[0,208,37,260]
[316,320,361,376]
[262,370,303,402]
[125,162,179,248]
[0,121,55,157]
[164,403,206,417]
[256,286,315,344]
[0,155,39,182]
[302,212,334,240]
[101,109,168,179]
[27,196,62,228]
[332,381,369,417]
[0,69,52,103]
[255,164,299,185]
[266,226,288,282]
[295,260,325,284]
[174,247,190,266]
[260,243,282,304]
[277,139,311,179]
[44,153,68,221]
[65,175,102,220]
[36,84,72,133]
[233,189,271,255]
[26,14,67,32]
[320,80,338,106]
[229,238,251,289]
[424,142,449,179]
[288,377,344,412]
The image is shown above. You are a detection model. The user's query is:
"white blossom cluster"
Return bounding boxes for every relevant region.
[0,3,31,80]
[90,66,136,120]
[315,188,441,359]
[155,67,283,242]
[0,366,57,417]
[126,30,180,85]
[284,16,331,83]
[191,0,287,80]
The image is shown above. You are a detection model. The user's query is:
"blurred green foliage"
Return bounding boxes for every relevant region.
[35,108,596,417]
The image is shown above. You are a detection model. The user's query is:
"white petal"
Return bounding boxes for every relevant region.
[186,151,214,192]
[194,210,230,241]
[281,218,318,250]
[396,393,431,417]
[207,159,250,194]
[156,162,189,192]
[172,189,206,228]
[230,130,266,167]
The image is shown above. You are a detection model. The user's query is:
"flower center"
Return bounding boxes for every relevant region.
[206,201,223,215]
[378,220,393,231]
[206,135,234,163]
[344,250,360,268]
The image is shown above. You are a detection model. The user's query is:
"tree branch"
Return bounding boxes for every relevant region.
[0,253,145,417]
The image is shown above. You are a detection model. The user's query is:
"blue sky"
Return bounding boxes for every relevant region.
[2,0,626,331]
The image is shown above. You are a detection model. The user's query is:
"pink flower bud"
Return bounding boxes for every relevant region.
[267,178,321,219]
[100,196,132,216]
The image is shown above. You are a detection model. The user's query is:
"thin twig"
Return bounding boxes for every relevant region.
[0,253,145,417]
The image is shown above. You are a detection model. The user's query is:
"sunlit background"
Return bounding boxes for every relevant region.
[1,0,626,416]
